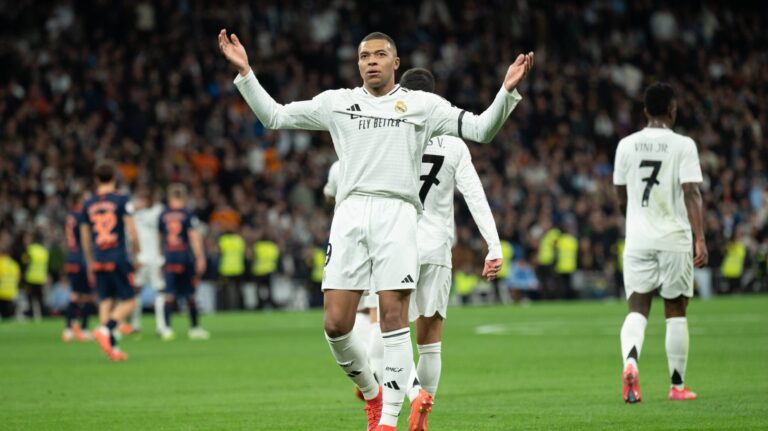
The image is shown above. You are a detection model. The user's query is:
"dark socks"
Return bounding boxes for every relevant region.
[106,319,118,347]
[65,301,79,328]
[188,298,199,328]
[81,302,96,329]
[164,301,173,328]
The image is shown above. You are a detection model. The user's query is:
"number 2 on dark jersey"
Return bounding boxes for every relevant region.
[639,160,662,207]
[419,155,445,204]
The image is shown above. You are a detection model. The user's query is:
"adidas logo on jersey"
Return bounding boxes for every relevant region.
[346,104,361,119]
[383,380,401,390]
[401,274,414,283]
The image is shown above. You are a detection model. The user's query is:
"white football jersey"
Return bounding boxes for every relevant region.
[132,203,164,264]
[418,136,501,267]
[234,70,522,210]
[324,160,340,198]
[613,127,703,252]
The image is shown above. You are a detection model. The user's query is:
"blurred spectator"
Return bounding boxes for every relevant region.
[0,238,21,320]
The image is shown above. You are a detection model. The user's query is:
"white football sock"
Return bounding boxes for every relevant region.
[325,330,379,400]
[354,312,373,347]
[131,296,142,330]
[406,361,420,402]
[417,342,442,396]
[620,312,647,369]
[155,293,167,332]
[666,317,689,390]
[379,328,413,428]
[368,322,384,382]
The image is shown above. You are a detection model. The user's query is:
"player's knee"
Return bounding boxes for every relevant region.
[323,314,353,338]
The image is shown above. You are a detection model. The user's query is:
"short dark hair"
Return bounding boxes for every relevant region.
[360,32,397,54]
[168,183,187,201]
[400,68,435,93]
[94,160,115,183]
[644,82,676,117]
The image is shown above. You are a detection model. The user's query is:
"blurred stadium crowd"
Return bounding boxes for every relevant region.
[0,1,765,315]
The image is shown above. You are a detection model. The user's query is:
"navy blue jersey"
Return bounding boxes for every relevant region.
[159,207,198,263]
[81,192,132,263]
[65,210,86,265]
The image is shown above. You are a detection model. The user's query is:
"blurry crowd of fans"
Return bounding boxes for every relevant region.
[0,0,765,312]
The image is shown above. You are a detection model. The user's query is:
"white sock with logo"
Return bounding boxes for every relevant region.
[666,317,689,390]
[325,330,379,400]
[368,322,384,382]
[379,328,413,427]
[417,342,442,396]
[620,312,647,369]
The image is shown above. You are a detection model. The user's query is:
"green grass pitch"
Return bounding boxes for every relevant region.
[1,296,766,430]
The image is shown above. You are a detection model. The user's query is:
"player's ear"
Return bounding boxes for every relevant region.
[393,55,400,71]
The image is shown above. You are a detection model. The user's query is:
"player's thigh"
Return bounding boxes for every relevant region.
[622,249,661,298]
[658,250,694,300]
[322,198,371,291]
[113,261,137,301]
[369,199,418,293]
[409,264,451,323]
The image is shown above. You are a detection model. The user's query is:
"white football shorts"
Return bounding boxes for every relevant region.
[409,264,452,322]
[134,261,165,291]
[322,196,418,293]
[623,249,694,299]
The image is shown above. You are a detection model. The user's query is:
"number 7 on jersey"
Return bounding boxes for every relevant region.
[639,160,662,207]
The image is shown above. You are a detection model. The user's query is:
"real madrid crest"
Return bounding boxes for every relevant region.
[395,100,407,114]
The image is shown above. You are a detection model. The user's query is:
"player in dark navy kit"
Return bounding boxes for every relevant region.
[79,161,140,361]
[62,191,97,343]
[158,184,209,340]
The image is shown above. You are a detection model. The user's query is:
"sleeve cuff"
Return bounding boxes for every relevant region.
[233,69,255,85]
[486,244,503,261]
[501,86,523,101]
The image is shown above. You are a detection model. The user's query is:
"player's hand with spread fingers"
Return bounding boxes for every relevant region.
[503,52,534,92]
[482,258,503,281]
[218,29,250,76]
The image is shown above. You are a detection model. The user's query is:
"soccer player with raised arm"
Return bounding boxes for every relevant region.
[219,29,532,430]
[158,184,209,341]
[399,68,503,429]
[80,161,140,361]
[614,83,707,403]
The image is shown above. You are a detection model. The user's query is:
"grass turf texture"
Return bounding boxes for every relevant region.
[1,296,766,430]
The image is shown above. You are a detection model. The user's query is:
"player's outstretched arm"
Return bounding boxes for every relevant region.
[218,29,329,131]
[683,183,708,267]
[454,143,502,280]
[125,215,141,270]
[429,52,533,143]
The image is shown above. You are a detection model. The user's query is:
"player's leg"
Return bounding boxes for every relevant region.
[185,271,209,340]
[324,289,380,397]
[620,249,658,403]
[62,289,80,342]
[78,293,96,341]
[369,198,420,429]
[660,250,696,400]
[152,265,168,335]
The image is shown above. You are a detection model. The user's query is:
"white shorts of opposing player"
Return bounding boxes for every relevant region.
[322,195,418,293]
[409,264,452,322]
[134,262,165,291]
[623,249,694,299]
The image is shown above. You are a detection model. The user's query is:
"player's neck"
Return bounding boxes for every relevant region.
[364,81,396,97]
[647,118,671,129]
[96,184,115,194]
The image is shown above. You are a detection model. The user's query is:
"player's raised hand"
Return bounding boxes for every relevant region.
[503,52,534,92]
[218,29,250,76]
[482,258,503,281]
[693,239,708,268]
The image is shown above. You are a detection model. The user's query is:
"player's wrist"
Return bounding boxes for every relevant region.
[238,65,252,77]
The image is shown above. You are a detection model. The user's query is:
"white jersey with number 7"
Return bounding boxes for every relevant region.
[613,127,703,252]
